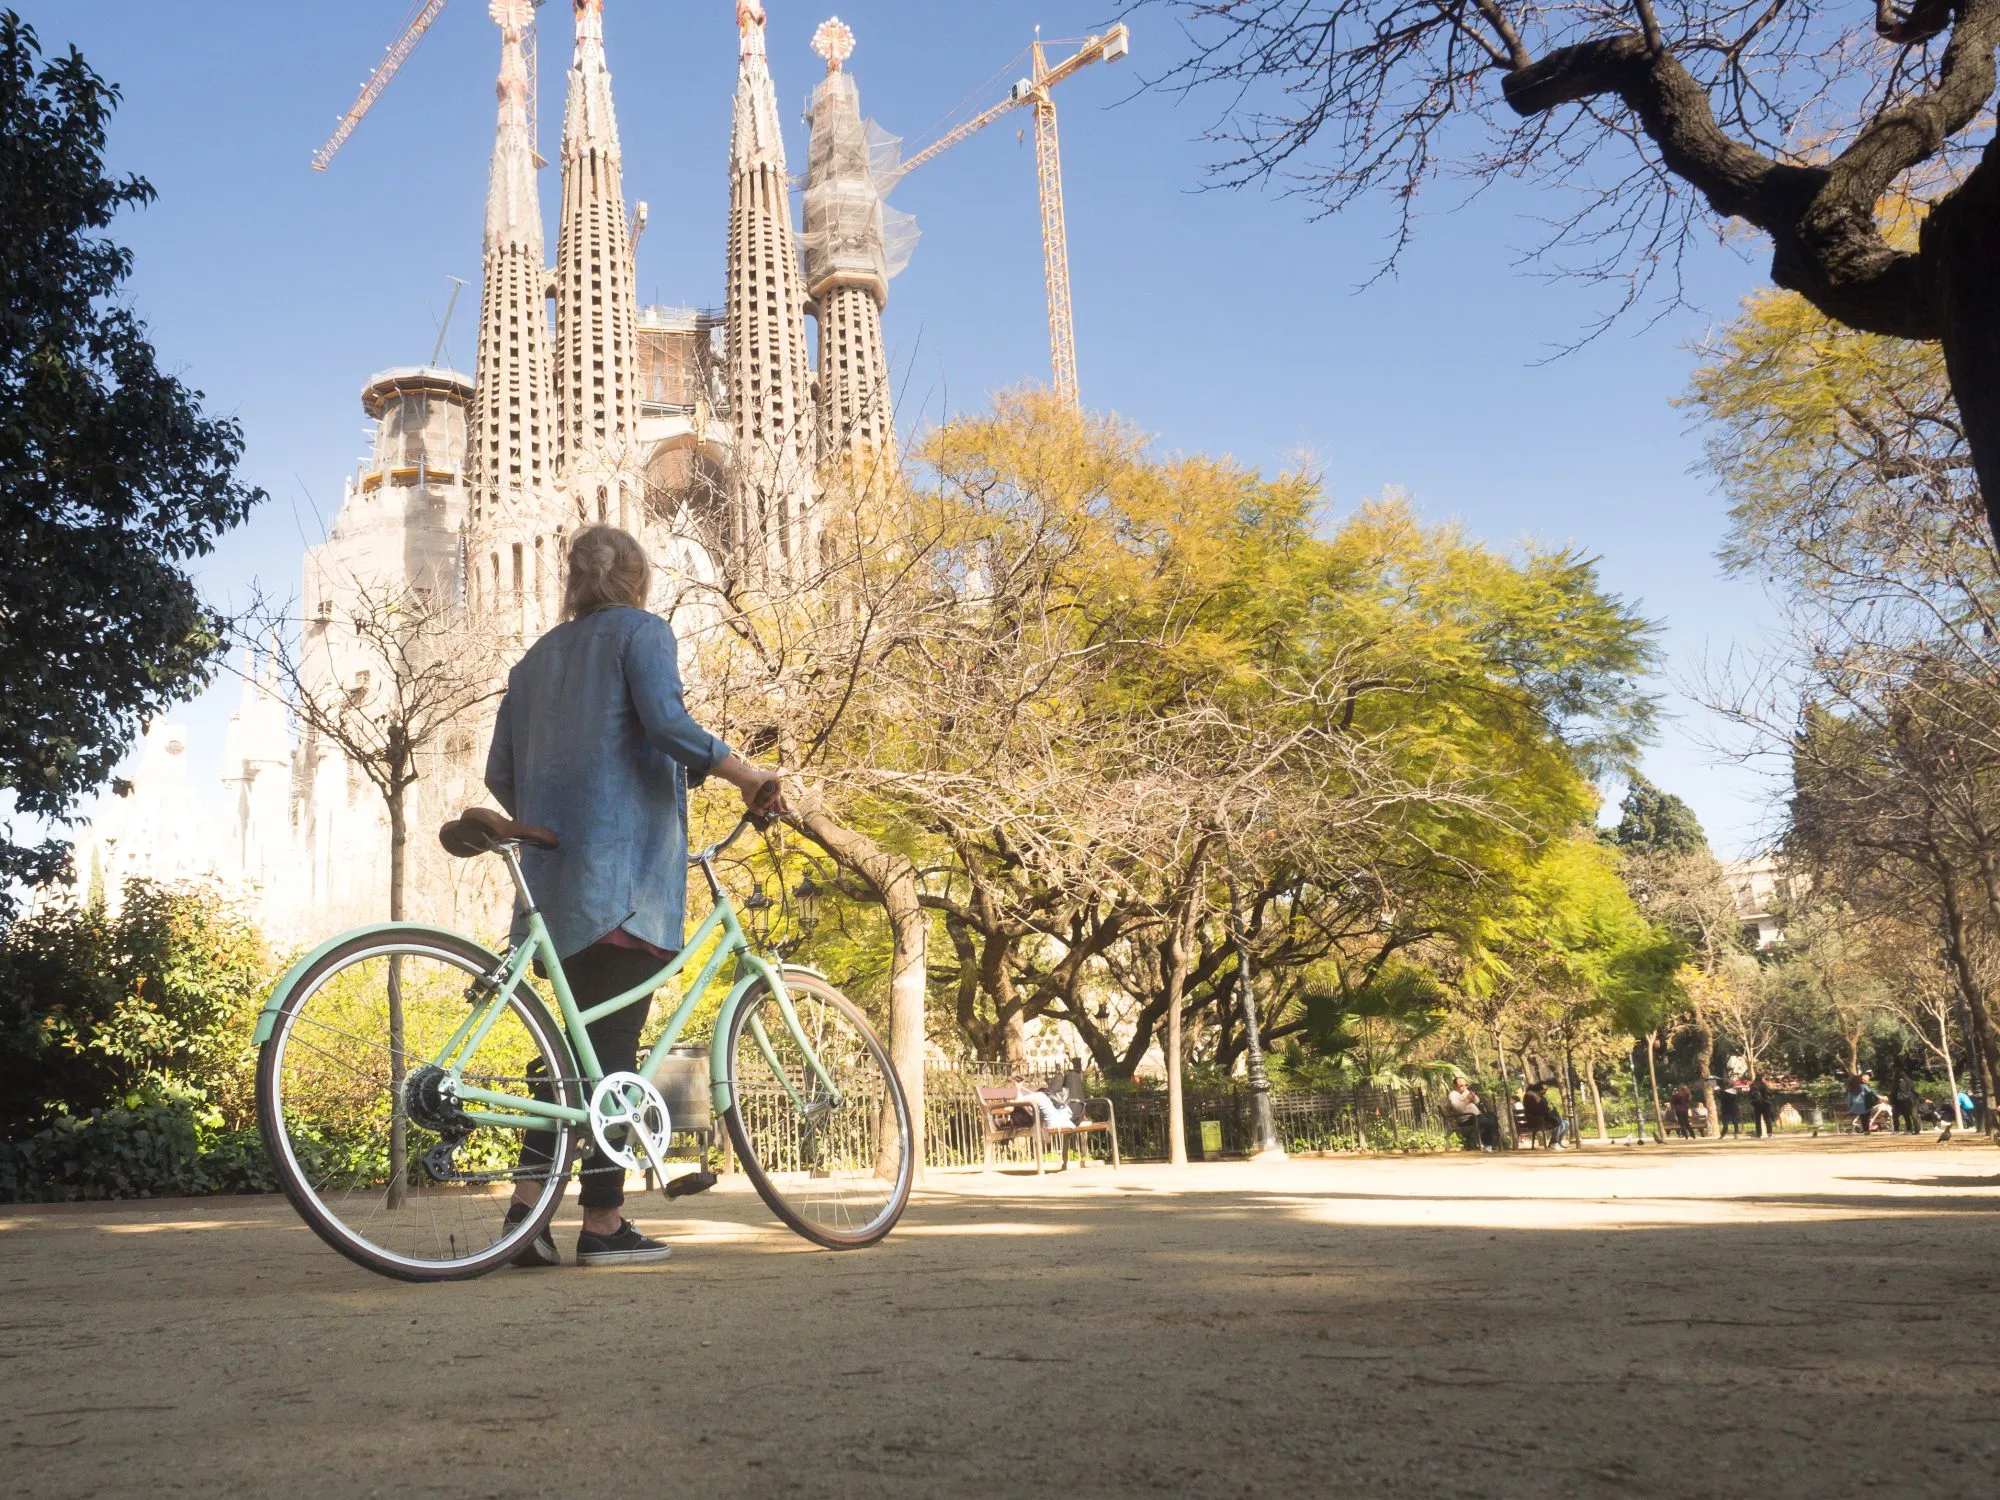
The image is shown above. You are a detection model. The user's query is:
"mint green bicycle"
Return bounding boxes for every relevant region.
[253,809,912,1281]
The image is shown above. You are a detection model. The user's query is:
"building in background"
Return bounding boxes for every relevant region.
[62,3,914,938]
[1723,854,1799,951]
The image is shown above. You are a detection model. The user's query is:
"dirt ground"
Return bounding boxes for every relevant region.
[3,1137,1997,1499]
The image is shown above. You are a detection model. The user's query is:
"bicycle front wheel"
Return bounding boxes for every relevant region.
[723,971,912,1249]
[256,930,579,1282]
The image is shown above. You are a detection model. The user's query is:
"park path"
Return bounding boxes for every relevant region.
[4,1139,1997,1497]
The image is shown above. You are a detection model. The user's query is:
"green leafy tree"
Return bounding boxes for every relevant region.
[1613,776,1709,858]
[1,13,264,914]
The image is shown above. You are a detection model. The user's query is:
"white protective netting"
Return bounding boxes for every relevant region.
[801,72,920,293]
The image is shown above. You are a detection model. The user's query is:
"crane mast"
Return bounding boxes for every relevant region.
[312,0,547,174]
[902,23,1130,408]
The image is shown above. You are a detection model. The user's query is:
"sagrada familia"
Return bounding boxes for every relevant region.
[68,1,912,940]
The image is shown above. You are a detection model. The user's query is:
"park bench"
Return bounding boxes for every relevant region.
[978,1073,1120,1173]
[1510,1102,1556,1149]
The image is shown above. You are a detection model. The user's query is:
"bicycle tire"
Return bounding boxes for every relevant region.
[256,929,579,1283]
[722,970,912,1249]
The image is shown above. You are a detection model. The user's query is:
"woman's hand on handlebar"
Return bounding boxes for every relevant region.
[712,753,788,825]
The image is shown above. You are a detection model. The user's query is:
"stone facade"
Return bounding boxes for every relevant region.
[75,3,912,941]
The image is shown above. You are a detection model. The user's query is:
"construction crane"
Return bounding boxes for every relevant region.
[901,23,1130,408]
[312,0,547,173]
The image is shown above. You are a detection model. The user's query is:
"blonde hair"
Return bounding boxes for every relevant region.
[562,525,651,619]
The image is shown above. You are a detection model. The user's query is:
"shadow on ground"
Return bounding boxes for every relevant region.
[3,1144,1995,1498]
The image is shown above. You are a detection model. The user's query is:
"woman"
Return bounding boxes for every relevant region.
[1670,1083,1693,1139]
[491,526,783,1268]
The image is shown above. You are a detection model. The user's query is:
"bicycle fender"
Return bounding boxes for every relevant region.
[252,924,505,1046]
[710,954,788,1115]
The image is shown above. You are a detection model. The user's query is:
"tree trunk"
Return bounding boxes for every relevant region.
[1224,862,1283,1158]
[1688,1016,1720,1138]
[1163,910,1193,1168]
[1937,869,2000,1127]
[1926,142,2000,540]
[797,802,929,1179]
[1941,1009,1964,1131]
[1588,1067,1609,1143]
[1645,1034,1666,1144]
[1161,845,1211,1167]
[1492,1025,1516,1150]
[386,783,408,1210]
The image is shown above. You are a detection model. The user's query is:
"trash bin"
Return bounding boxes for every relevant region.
[1199,1119,1223,1161]
[653,1045,712,1136]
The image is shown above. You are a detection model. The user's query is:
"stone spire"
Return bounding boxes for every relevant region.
[803,17,896,486]
[554,0,643,523]
[467,0,557,629]
[726,0,817,575]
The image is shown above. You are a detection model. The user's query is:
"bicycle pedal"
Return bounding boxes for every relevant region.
[664,1168,717,1199]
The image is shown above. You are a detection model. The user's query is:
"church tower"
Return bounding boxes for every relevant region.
[802,17,897,488]
[554,0,644,532]
[725,0,817,577]
[466,0,557,636]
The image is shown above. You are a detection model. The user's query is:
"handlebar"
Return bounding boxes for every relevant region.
[692,805,787,865]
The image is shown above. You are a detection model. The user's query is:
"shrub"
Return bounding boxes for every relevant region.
[0,882,272,1135]
[0,1098,282,1202]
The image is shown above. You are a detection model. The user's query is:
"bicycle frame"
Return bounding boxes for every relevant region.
[255,820,841,1141]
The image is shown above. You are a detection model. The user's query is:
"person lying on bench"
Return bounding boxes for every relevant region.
[1006,1078,1078,1131]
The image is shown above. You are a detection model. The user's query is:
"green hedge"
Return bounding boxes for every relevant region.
[0,1101,277,1203]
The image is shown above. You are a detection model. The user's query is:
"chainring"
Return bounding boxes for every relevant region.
[588,1071,673,1174]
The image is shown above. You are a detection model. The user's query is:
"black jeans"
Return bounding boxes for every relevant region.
[1752,1103,1775,1137]
[1893,1101,1917,1133]
[518,943,665,1210]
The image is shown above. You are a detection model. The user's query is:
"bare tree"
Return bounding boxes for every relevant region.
[235,575,505,1201]
[1142,0,2000,527]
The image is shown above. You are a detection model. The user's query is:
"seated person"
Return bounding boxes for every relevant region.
[1521,1082,1571,1147]
[1445,1076,1498,1151]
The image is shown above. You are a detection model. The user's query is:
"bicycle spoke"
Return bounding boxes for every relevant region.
[727,974,910,1247]
[261,940,575,1279]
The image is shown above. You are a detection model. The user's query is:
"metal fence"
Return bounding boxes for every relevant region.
[915,1070,1445,1166]
[1110,1084,1438,1160]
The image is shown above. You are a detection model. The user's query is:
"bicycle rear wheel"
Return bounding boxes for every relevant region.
[723,971,912,1249]
[256,931,578,1282]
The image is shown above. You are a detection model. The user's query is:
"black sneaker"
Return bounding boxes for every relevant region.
[504,1201,560,1268]
[575,1219,673,1267]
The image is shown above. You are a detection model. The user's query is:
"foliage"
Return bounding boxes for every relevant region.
[1612,776,1709,858]
[0,13,264,912]
[0,881,272,1136]
[725,396,1661,1079]
[1688,282,2000,1105]
[0,1101,279,1203]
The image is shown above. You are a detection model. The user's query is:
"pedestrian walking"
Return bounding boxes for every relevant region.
[1670,1084,1693,1139]
[1718,1079,1744,1137]
[1891,1071,1919,1135]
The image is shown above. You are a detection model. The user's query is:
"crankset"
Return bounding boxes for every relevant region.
[588,1071,674,1176]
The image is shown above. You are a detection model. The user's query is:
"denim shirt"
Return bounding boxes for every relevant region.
[484,606,730,960]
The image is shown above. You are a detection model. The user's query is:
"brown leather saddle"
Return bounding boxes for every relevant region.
[438,807,559,858]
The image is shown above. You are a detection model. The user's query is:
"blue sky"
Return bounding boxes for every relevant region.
[25,0,1784,855]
